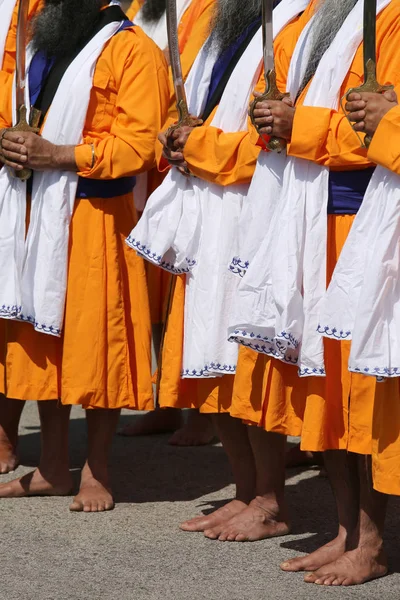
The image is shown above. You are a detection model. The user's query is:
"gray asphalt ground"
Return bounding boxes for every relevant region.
[1,402,399,600]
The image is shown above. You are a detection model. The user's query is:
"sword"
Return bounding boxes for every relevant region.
[249,0,289,153]
[155,0,201,406]
[343,0,393,147]
[166,0,202,132]
[8,0,41,181]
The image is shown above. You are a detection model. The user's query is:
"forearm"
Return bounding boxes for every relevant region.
[52,144,77,171]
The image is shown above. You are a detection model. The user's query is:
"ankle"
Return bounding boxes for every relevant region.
[252,495,285,518]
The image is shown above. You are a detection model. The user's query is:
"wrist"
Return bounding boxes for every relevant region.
[50,144,61,169]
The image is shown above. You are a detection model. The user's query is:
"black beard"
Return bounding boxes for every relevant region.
[141,0,166,23]
[30,0,105,59]
[209,0,261,55]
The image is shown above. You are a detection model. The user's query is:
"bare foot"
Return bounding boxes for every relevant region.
[0,439,19,474]
[70,466,114,513]
[205,497,290,542]
[169,412,216,447]
[281,535,346,572]
[180,499,248,532]
[286,444,322,468]
[0,468,72,497]
[118,408,181,437]
[304,544,388,586]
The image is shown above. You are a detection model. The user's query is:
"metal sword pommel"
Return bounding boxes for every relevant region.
[249,68,289,153]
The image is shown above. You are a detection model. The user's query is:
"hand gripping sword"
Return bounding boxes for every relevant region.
[343,0,393,147]
[8,0,41,181]
[249,0,289,153]
[155,0,201,405]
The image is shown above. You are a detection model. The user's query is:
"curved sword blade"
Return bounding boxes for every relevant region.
[166,0,187,110]
[15,0,30,110]
[262,0,275,78]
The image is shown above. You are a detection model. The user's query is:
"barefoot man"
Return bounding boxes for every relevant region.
[128,0,311,540]
[0,0,169,511]
[250,0,400,585]
[120,0,218,445]
[0,0,41,475]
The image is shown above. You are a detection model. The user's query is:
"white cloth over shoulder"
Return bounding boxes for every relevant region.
[0,0,16,68]
[0,20,124,336]
[134,0,192,50]
[319,167,400,378]
[128,0,308,378]
[228,0,391,377]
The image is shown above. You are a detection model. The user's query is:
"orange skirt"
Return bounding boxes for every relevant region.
[372,378,400,495]
[0,194,153,410]
[300,215,375,454]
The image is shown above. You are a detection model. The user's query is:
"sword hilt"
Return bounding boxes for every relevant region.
[164,99,203,175]
[249,68,289,154]
[342,58,394,148]
[7,105,41,181]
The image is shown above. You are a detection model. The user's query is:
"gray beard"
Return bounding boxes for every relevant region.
[209,0,261,55]
[141,0,166,23]
[298,0,358,95]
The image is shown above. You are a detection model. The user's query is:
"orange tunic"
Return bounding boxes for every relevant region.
[127,0,144,21]
[281,0,400,453]
[0,0,42,93]
[156,16,308,418]
[0,26,170,410]
[358,98,400,495]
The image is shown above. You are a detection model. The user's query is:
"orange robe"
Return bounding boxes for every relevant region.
[0,27,170,410]
[277,1,400,455]
[355,101,400,495]
[141,0,216,324]
[156,15,310,420]
[127,0,144,20]
[0,0,42,89]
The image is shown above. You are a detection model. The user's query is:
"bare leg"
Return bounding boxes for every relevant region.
[118,407,182,437]
[0,400,72,497]
[213,428,290,542]
[307,455,388,586]
[182,413,255,533]
[0,395,25,474]
[70,409,120,513]
[281,450,360,572]
[168,410,216,446]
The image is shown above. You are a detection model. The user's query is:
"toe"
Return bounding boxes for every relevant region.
[332,577,345,586]
[322,575,337,586]
[70,500,83,512]
[204,529,218,540]
[304,572,318,583]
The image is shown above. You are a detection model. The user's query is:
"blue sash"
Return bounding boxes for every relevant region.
[327,168,375,215]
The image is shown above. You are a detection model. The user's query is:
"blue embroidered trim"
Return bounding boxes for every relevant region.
[16,313,61,336]
[229,335,298,364]
[182,363,236,377]
[181,362,237,377]
[0,304,21,317]
[0,305,61,335]
[229,257,249,277]
[126,235,196,274]
[231,328,300,349]
[299,366,326,376]
[317,324,352,340]
[351,366,400,377]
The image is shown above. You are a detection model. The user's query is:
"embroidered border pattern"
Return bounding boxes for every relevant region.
[351,365,400,377]
[181,362,237,377]
[317,324,352,340]
[299,366,326,376]
[229,335,298,365]
[126,236,196,274]
[229,257,249,277]
[0,305,61,336]
[231,328,300,349]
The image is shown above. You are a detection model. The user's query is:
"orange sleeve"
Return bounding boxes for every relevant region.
[126,0,143,21]
[368,102,400,173]
[1,0,42,74]
[180,12,311,186]
[288,2,400,169]
[75,28,170,179]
